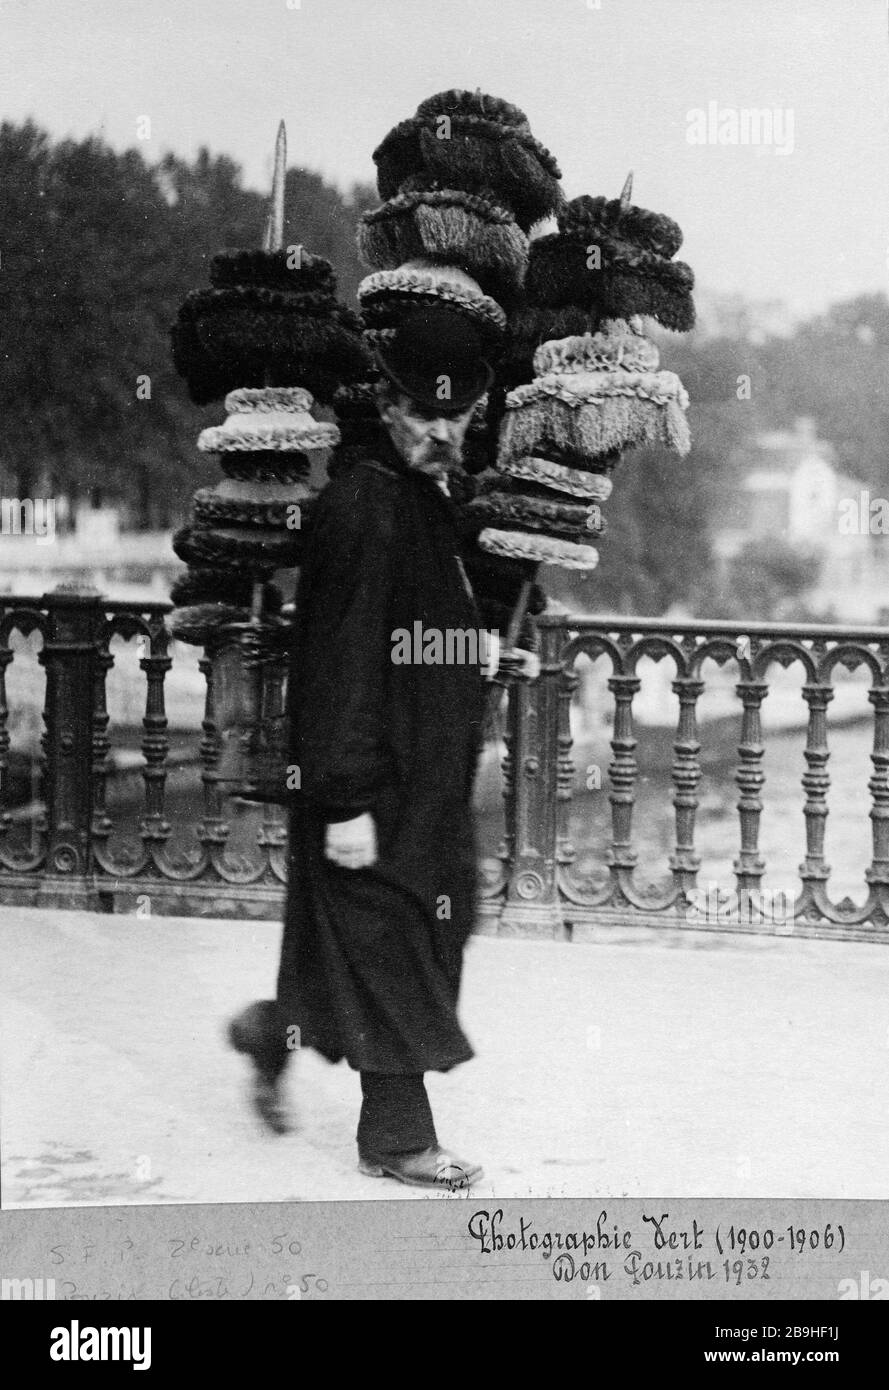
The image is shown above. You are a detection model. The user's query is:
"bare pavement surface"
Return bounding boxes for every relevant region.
[2,906,888,1207]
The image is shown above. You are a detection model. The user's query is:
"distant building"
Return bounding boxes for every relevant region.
[712,417,889,622]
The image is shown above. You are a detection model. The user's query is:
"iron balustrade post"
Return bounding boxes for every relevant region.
[733,679,768,895]
[607,671,641,893]
[799,681,834,897]
[556,661,579,869]
[866,685,889,917]
[37,586,103,909]
[139,620,173,854]
[670,675,704,892]
[90,619,114,856]
[498,617,566,937]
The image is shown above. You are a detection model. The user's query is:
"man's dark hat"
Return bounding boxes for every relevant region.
[373,305,494,413]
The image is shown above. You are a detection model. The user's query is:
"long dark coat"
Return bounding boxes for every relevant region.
[276,438,489,1075]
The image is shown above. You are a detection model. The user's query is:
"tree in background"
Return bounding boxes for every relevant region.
[0,121,373,527]
[755,294,889,492]
[701,537,822,622]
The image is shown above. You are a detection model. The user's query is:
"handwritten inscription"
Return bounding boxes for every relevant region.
[467,1209,845,1290]
[45,1231,328,1301]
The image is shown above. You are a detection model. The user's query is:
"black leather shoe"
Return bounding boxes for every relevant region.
[227,1005,292,1136]
[358,1145,483,1189]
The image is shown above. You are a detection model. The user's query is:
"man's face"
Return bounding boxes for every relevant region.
[378,390,476,475]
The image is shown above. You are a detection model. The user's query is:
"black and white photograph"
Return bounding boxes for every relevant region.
[1,0,889,1316]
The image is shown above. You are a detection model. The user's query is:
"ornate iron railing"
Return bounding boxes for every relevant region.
[492,612,889,943]
[0,589,285,918]
[2,590,888,942]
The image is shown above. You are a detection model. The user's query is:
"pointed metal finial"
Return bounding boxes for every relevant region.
[262,120,287,252]
[619,170,633,210]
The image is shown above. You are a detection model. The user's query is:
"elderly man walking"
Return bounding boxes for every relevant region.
[230,304,536,1189]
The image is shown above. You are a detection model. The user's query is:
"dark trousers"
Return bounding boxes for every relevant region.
[357,1072,437,1156]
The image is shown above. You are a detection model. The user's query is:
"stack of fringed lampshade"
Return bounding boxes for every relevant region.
[169,246,369,645]
[463,191,696,571]
[358,87,563,323]
[167,202,370,801]
[350,88,564,630]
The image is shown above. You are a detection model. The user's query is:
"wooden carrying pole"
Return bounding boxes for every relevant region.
[619,169,633,208]
[262,119,287,253]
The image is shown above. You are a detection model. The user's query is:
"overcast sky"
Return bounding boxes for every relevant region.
[4,0,888,315]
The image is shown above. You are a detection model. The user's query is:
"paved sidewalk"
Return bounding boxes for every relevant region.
[2,906,888,1206]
